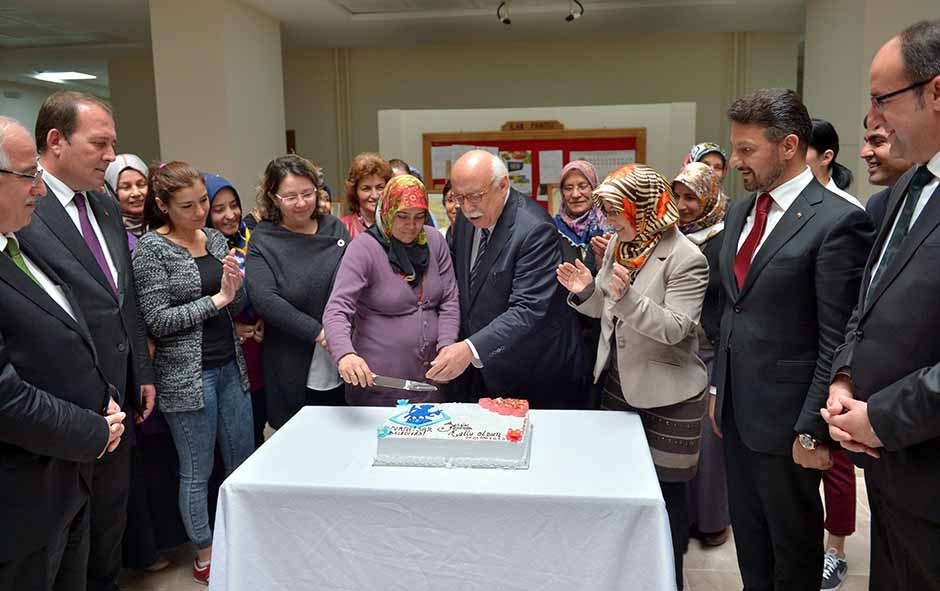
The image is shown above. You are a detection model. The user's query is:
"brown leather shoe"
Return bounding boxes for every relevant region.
[701,528,730,547]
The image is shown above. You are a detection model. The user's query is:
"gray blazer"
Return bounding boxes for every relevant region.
[132,228,249,412]
[570,226,709,408]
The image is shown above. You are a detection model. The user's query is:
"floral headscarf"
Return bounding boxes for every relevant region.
[684,142,728,168]
[672,162,728,244]
[592,164,679,279]
[366,174,430,287]
[554,160,610,248]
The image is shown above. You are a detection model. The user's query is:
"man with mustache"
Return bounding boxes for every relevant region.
[823,19,940,590]
[427,150,586,408]
[860,115,914,229]
[18,91,154,591]
[0,115,126,590]
[712,88,875,590]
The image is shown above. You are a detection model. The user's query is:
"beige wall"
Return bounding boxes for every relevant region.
[284,32,799,195]
[108,55,161,163]
[0,82,52,136]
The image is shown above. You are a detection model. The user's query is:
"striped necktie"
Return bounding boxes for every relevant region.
[470,228,490,290]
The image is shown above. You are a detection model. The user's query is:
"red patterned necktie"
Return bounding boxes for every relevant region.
[733,193,773,289]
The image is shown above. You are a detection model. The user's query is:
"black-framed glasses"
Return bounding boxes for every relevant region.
[0,167,43,186]
[870,76,937,111]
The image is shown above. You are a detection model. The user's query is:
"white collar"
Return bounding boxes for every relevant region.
[479,183,512,233]
[37,165,82,208]
[925,150,940,179]
[0,232,16,253]
[764,166,815,211]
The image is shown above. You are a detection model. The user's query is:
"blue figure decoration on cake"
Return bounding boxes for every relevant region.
[389,403,450,428]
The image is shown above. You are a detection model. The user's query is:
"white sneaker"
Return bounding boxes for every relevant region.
[820,548,848,591]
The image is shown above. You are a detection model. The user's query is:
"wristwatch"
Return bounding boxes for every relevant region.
[798,433,817,451]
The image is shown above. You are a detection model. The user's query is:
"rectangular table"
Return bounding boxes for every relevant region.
[209,406,676,591]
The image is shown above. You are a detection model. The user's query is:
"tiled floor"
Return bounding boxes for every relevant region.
[120,469,871,590]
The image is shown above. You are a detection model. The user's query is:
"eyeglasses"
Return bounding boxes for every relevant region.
[450,187,490,206]
[562,182,592,194]
[273,189,318,205]
[0,167,44,187]
[870,76,936,112]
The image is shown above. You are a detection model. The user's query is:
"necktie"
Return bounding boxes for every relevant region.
[470,228,490,290]
[4,239,40,287]
[73,193,118,295]
[733,193,774,289]
[868,165,936,294]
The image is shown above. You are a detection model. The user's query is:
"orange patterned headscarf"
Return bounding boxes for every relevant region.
[378,174,430,247]
[592,164,678,278]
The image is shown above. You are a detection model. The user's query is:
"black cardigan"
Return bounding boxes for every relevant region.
[245,216,350,427]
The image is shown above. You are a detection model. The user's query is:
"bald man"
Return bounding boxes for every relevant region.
[426,150,587,408]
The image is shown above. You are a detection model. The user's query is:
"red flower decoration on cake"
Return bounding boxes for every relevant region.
[506,428,523,442]
[478,397,529,417]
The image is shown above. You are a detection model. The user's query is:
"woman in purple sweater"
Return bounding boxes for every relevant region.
[324,175,459,405]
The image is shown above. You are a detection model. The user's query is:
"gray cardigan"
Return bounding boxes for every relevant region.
[132,228,250,412]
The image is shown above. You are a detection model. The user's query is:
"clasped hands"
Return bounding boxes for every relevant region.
[99,398,126,459]
[820,375,883,458]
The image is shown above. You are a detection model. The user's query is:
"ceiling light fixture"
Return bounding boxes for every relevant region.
[565,0,584,22]
[31,71,97,84]
[496,1,511,26]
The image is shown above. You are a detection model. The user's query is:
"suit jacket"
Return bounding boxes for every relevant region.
[18,186,153,412]
[450,189,585,404]
[865,187,890,232]
[571,226,709,408]
[830,165,940,523]
[714,178,875,455]
[0,238,112,562]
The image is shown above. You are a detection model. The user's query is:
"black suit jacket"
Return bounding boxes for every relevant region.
[0,238,112,562]
[831,165,940,523]
[449,189,584,405]
[714,178,875,455]
[865,187,890,232]
[18,186,153,412]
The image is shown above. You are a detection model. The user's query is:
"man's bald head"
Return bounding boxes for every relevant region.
[450,150,510,229]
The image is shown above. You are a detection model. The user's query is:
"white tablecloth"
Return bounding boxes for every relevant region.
[209,406,676,591]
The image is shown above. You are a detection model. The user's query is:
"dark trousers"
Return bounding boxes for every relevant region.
[0,501,90,591]
[661,481,689,591]
[868,478,940,590]
[723,408,823,591]
[87,430,131,591]
[822,449,856,537]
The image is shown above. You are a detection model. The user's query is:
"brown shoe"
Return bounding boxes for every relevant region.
[701,528,730,547]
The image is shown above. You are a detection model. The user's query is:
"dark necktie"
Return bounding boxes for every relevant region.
[73,193,118,295]
[470,228,490,290]
[733,193,774,289]
[868,165,936,294]
[4,238,40,287]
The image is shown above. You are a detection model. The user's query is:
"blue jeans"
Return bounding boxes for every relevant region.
[165,359,253,549]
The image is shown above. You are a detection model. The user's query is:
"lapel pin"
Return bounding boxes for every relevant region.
[796,211,802,219]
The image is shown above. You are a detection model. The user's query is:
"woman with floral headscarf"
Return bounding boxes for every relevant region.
[685,142,729,180]
[554,160,610,270]
[672,162,732,548]
[324,175,459,405]
[556,164,708,591]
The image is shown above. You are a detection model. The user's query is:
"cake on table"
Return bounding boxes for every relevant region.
[374,398,532,469]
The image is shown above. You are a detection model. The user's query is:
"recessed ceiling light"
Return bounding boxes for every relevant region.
[30,71,97,84]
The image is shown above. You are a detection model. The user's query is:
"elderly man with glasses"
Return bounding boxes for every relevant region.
[426,150,588,409]
[823,18,940,591]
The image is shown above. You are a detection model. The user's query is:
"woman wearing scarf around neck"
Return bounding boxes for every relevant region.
[203,173,267,449]
[672,162,732,548]
[340,152,392,238]
[556,164,708,591]
[105,154,149,251]
[324,174,459,405]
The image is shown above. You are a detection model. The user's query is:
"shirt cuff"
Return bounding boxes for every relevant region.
[834,366,852,381]
[465,339,483,368]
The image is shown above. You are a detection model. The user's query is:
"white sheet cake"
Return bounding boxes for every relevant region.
[374,398,531,469]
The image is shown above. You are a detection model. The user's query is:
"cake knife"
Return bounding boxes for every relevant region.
[372,374,438,392]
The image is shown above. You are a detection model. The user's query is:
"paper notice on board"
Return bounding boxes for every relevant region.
[569,150,636,181]
[539,150,564,185]
[431,146,452,179]
[500,149,533,197]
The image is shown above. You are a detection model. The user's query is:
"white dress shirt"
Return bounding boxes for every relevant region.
[868,150,940,290]
[825,179,864,210]
[39,168,119,288]
[736,166,815,254]
[1,233,75,319]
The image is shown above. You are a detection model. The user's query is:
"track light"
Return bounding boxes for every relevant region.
[497,1,511,26]
[565,0,584,22]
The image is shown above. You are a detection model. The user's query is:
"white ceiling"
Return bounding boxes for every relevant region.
[0,0,806,92]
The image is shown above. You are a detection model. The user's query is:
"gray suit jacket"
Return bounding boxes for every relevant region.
[571,226,709,408]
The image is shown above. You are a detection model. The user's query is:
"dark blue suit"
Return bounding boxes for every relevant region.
[449,189,586,408]
[865,187,890,231]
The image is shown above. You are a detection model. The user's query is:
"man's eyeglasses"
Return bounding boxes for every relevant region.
[450,187,489,206]
[870,76,937,112]
[274,189,318,205]
[0,167,43,187]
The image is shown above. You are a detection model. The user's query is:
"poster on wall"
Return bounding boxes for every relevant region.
[500,150,533,197]
[431,145,499,180]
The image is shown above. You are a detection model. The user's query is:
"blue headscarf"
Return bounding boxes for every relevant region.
[202,173,251,272]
